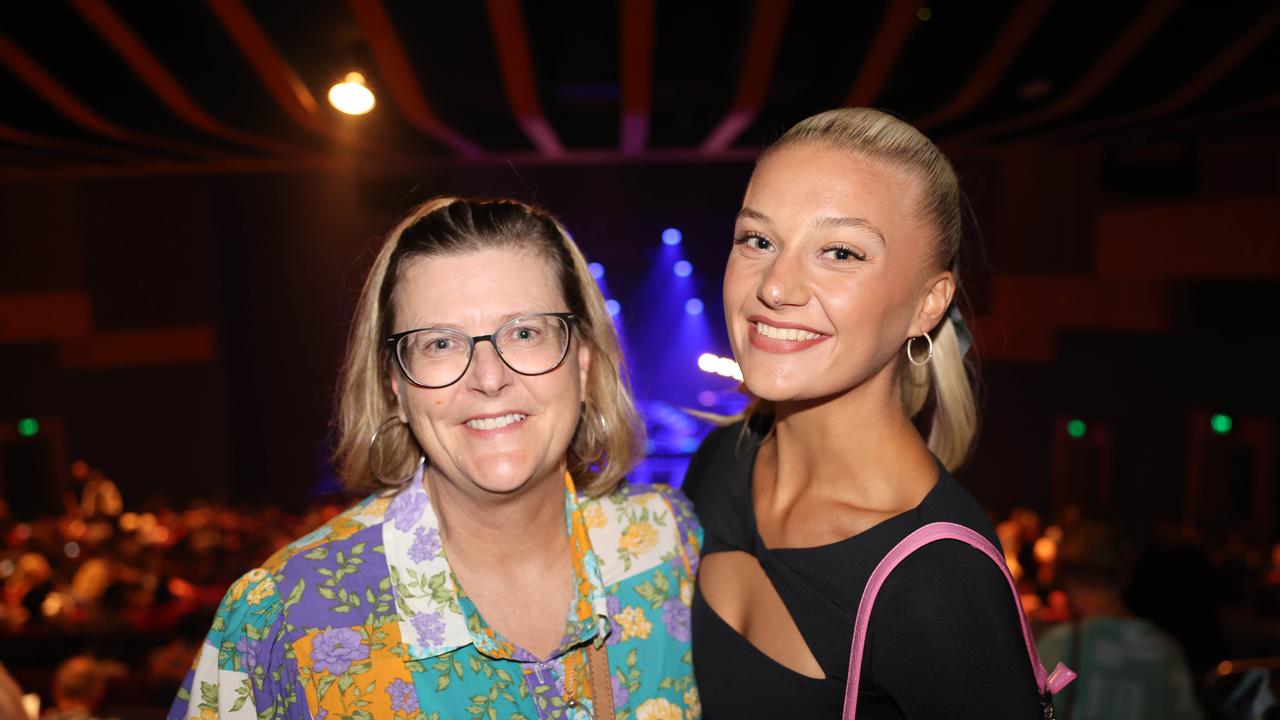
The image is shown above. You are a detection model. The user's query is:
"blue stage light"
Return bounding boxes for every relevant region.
[662,228,683,246]
[673,260,693,277]
[588,262,605,279]
[605,299,621,316]
[685,298,704,315]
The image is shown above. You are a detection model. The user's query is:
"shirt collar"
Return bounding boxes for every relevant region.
[383,467,610,662]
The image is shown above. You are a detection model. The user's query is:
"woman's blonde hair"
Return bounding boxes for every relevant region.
[751,108,978,470]
[333,197,645,497]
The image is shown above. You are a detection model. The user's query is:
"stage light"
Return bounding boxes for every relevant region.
[588,262,605,279]
[685,298,704,315]
[697,353,743,381]
[64,541,80,559]
[1211,414,1233,434]
[605,299,621,316]
[17,418,38,437]
[673,260,693,277]
[917,7,932,21]
[328,72,375,115]
[662,228,682,246]
[1066,419,1087,438]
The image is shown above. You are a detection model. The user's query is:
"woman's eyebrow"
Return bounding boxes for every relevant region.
[736,206,773,225]
[812,215,887,245]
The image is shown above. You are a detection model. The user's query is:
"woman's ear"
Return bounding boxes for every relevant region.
[916,271,955,335]
[577,341,591,394]
[389,370,409,423]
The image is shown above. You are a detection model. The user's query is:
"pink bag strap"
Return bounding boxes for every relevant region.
[842,522,1075,719]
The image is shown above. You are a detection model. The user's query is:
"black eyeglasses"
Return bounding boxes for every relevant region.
[386,312,576,388]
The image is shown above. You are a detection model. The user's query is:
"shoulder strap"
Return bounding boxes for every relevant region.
[842,522,1075,719]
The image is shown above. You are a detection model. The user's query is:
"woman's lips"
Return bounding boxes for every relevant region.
[747,320,830,354]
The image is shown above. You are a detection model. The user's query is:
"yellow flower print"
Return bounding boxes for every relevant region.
[246,577,276,605]
[619,522,657,556]
[683,687,701,718]
[616,605,652,641]
[680,578,694,607]
[582,501,607,529]
[195,707,218,720]
[636,697,685,720]
[228,568,266,602]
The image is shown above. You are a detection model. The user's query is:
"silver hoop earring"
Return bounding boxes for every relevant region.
[906,334,933,367]
[369,416,425,486]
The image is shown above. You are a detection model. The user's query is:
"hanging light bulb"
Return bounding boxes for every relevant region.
[328,72,376,115]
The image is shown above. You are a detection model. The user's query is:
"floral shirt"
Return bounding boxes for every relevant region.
[169,471,702,720]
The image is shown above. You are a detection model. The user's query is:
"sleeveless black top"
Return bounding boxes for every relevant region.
[685,420,1043,719]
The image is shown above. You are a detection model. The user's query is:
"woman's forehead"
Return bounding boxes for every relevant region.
[392,247,564,328]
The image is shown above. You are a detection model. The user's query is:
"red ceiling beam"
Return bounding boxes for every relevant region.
[619,0,654,155]
[915,0,1055,130]
[72,0,301,156]
[843,0,918,108]
[0,32,222,158]
[1050,2,1280,142]
[949,0,1182,144]
[701,0,791,155]
[0,121,153,163]
[485,0,564,156]
[347,0,483,157]
[205,0,356,145]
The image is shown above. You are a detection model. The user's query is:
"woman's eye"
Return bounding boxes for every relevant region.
[735,234,772,251]
[822,246,865,262]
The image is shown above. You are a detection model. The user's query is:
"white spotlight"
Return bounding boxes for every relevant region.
[328,72,376,115]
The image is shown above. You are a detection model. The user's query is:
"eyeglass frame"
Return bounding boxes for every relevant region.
[385,312,578,389]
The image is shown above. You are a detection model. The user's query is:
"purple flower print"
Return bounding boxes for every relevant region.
[408,527,441,564]
[610,678,629,710]
[605,594,623,646]
[235,635,259,672]
[309,627,369,675]
[386,677,419,713]
[388,488,427,532]
[413,611,446,648]
[661,597,691,643]
[315,711,328,720]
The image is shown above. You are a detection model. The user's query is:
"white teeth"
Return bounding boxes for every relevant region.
[466,413,527,431]
[755,322,821,341]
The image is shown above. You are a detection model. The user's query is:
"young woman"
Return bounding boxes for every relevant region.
[171,198,701,720]
[685,109,1044,718]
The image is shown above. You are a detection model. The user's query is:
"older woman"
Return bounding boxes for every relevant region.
[171,198,701,720]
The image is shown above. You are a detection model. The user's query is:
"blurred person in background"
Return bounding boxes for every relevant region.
[1038,521,1201,719]
[42,655,125,720]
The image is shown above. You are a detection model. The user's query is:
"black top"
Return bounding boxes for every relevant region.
[685,420,1043,719]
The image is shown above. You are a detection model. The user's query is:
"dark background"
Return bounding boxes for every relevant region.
[3,0,1280,714]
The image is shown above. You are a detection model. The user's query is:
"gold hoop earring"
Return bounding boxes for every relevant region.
[369,416,425,486]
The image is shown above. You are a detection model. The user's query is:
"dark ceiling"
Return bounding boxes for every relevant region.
[1,0,1278,177]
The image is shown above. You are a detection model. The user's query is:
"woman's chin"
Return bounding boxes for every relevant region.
[463,454,549,496]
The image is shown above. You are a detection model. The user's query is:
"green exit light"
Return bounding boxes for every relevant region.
[1067,419,1087,438]
[17,418,39,437]
[1211,414,1233,435]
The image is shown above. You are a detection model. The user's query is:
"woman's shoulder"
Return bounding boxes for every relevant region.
[259,492,394,575]
[211,493,394,624]
[681,419,756,504]
[580,482,702,587]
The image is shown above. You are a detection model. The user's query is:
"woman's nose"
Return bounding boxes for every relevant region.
[465,340,513,396]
